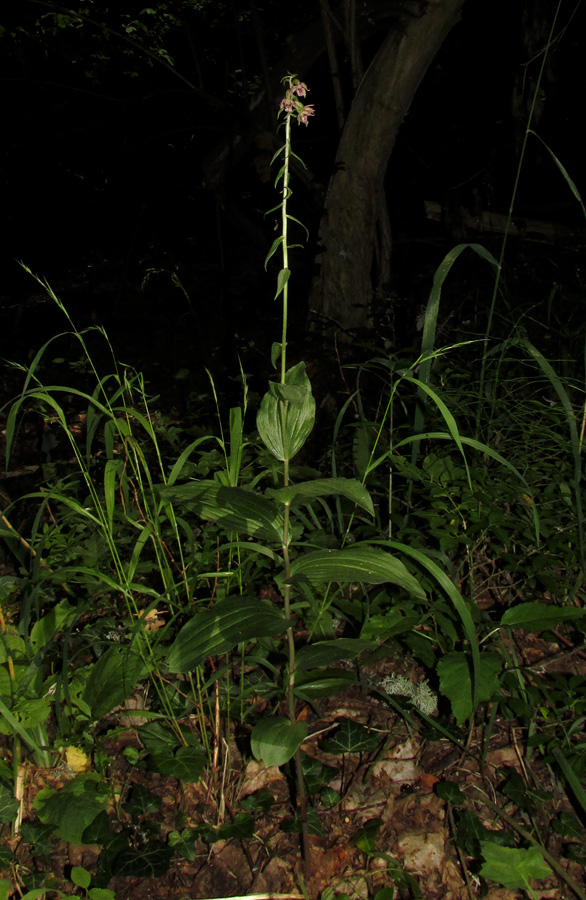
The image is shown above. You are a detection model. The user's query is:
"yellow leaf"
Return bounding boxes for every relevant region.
[65,746,90,773]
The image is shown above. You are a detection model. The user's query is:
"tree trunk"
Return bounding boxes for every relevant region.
[309,0,467,335]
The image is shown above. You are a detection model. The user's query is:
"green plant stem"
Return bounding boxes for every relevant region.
[280,111,291,386]
[278,89,310,887]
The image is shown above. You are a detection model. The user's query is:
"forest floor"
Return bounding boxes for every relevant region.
[5,632,586,900]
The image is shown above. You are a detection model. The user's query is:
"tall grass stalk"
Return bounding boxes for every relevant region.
[1,297,206,746]
[477,0,563,420]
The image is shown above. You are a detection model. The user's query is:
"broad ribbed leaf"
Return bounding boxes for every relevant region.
[156,480,283,542]
[82,646,146,719]
[290,547,425,599]
[294,669,357,700]
[267,478,374,516]
[167,598,288,673]
[295,638,373,671]
[257,361,315,461]
[500,602,585,632]
[251,716,307,767]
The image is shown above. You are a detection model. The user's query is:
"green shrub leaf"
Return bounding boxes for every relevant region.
[480,842,552,890]
[71,867,91,889]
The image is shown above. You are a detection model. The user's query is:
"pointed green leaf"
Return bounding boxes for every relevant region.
[251,716,307,767]
[156,480,284,542]
[257,362,315,461]
[264,235,284,269]
[290,547,425,599]
[294,669,357,700]
[274,267,291,300]
[500,602,585,632]
[82,645,146,720]
[295,638,373,671]
[167,598,288,673]
[267,478,374,516]
[437,652,501,725]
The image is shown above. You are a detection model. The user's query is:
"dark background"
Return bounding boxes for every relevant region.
[2,0,585,403]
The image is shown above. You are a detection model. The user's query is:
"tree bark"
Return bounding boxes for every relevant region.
[309,0,467,335]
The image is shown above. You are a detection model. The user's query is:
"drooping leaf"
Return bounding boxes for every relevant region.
[294,669,357,700]
[274,267,291,299]
[166,597,288,673]
[500,601,585,632]
[290,547,425,599]
[437,652,501,725]
[360,609,420,640]
[81,645,146,720]
[257,362,315,461]
[267,477,374,516]
[29,599,77,651]
[295,638,372,671]
[479,842,552,890]
[156,480,284,542]
[384,540,481,710]
[250,716,307,767]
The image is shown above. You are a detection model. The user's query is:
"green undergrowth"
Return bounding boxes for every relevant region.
[2,78,586,900]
